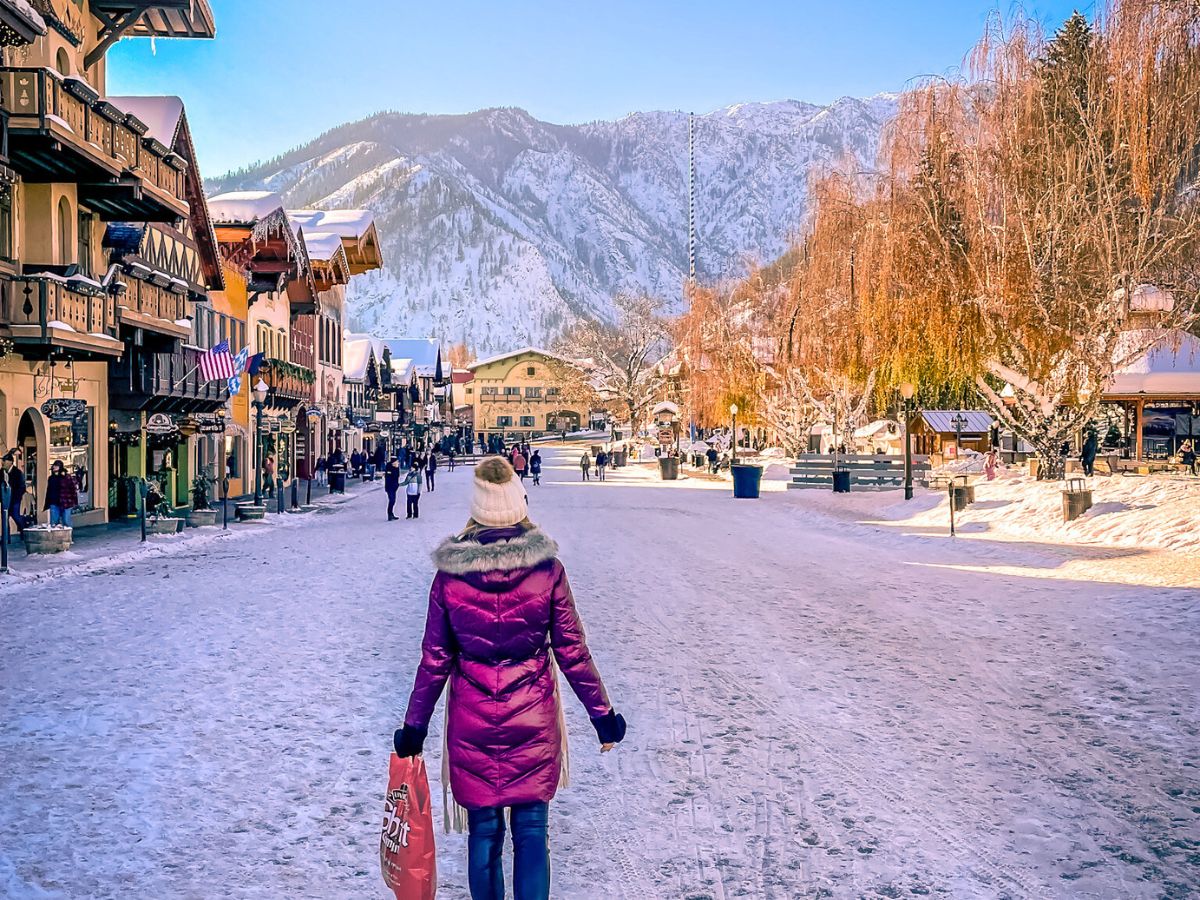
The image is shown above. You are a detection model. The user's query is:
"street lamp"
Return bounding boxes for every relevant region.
[951,412,969,460]
[730,403,739,464]
[252,378,269,506]
[900,382,915,501]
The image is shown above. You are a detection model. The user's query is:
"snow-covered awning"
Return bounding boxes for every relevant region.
[1105,329,1200,397]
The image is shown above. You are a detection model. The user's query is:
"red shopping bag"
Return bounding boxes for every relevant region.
[380,753,438,899]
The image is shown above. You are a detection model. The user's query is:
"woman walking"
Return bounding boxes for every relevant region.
[44,460,78,528]
[579,451,591,481]
[512,447,528,481]
[530,449,543,486]
[394,457,626,900]
[426,451,438,492]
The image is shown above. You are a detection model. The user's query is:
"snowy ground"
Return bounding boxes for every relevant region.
[1,448,1197,899]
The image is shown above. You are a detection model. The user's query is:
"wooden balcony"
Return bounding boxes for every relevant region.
[117,278,190,341]
[2,274,123,358]
[261,358,315,406]
[110,346,229,413]
[0,68,188,221]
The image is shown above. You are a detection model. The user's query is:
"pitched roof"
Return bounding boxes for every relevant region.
[208,191,286,224]
[1106,329,1200,395]
[287,208,375,238]
[467,346,572,370]
[342,336,375,381]
[382,339,441,376]
[920,410,995,435]
[107,96,184,145]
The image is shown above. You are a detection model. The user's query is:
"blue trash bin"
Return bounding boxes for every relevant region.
[832,468,851,493]
[731,464,763,499]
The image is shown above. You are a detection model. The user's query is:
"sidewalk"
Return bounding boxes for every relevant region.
[0,475,380,587]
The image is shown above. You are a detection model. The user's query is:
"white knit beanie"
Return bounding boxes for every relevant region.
[470,457,529,527]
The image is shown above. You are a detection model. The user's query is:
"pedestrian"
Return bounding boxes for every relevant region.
[44,459,78,528]
[3,451,26,538]
[983,447,998,481]
[264,454,276,497]
[447,448,457,472]
[512,447,528,481]
[394,456,625,899]
[426,451,438,492]
[374,444,386,471]
[1081,428,1099,477]
[596,449,609,481]
[403,462,423,519]
[384,456,402,520]
[315,455,327,486]
[1181,439,1198,476]
[579,451,591,481]
[530,449,542,486]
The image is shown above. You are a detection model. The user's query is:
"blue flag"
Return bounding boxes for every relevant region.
[247,352,266,376]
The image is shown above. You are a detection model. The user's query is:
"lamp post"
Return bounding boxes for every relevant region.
[252,378,269,506]
[730,403,739,464]
[1000,383,1017,462]
[951,412,968,460]
[900,382,915,501]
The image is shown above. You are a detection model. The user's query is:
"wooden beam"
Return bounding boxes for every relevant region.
[85,2,153,69]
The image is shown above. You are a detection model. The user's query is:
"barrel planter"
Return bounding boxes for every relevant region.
[731,464,763,499]
[147,517,185,535]
[23,526,73,554]
[658,457,680,480]
[612,451,627,467]
[185,509,218,528]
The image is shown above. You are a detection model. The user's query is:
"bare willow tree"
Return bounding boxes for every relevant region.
[554,294,671,438]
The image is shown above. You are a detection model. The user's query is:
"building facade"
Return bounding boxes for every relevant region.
[467,348,588,443]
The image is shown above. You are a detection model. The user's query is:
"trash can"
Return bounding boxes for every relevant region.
[613,450,627,467]
[329,465,346,494]
[951,484,971,511]
[658,457,679,480]
[832,468,851,493]
[1062,477,1093,522]
[731,463,763,499]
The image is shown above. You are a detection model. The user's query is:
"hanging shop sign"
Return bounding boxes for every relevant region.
[658,427,675,446]
[196,415,226,435]
[278,418,296,435]
[306,406,322,421]
[144,413,178,436]
[268,419,281,434]
[41,398,87,421]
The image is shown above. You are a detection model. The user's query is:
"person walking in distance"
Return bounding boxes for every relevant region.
[595,449,609,482]
[314,455,327,486]
[394,457,626,900]
[44,460,78,528]
[579,451,591,481]
[384,456,402,521]
[3,451,26,539]
[530,449,543,486]
[512,447,528,482]
[426,451,439,492]
[263,454,276,498]
[403,462,423,519]
[1081,427,1099,477]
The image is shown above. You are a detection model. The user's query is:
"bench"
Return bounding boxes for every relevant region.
[788,454,932,491]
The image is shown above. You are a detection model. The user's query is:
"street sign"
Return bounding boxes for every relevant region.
[144,413,177,435]
[657,427,674,446]
[40,398,87,421]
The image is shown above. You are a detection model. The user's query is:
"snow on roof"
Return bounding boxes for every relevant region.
[390,358,416,382]
[467,346,571,370]
[300,231,344,261]
[0,0,46,36]
[208,191,285,224]
[342,337,375,380]
[920,410,995,434]
[1106,329,1200,395]
[382,339,440,372]
[287,208,375,238]
[107,96,184,146]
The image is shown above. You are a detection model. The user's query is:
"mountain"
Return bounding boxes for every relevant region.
[207,96,898,354]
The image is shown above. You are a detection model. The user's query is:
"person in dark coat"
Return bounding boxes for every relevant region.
[373,444,386,471]
[426,451,438,492]
[595,450,609,481]
[529,449,543,486]
[3,452,25,537]
[384,457,402,520]
[1081,428,1099,476]
[1181,439,1198,476]
[314,455,327,486]
[44,460,78,528]
[396,458,624,899]
[706,446,719,474]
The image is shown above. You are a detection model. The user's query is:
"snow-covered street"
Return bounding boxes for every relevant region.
[2,447,1198,899]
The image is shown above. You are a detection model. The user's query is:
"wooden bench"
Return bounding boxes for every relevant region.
[788,454,932,491]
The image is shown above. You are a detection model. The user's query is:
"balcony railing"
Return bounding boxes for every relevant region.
[0,67,188,221]
[3,275,121,356]
[120,278,187,326]
[261,358,315,405]
[111,346,230,411]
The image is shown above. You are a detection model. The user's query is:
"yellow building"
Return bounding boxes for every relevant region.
[0,0,215,526]
[466,348,588,442]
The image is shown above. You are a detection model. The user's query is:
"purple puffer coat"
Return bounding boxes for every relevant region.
[403,526,612,810]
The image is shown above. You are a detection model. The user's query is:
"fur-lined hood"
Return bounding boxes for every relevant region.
[432,527,559,575]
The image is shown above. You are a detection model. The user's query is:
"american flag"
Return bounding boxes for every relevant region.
[198,340,236,382]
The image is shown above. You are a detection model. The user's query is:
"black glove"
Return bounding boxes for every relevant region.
[591,710,627,745]
[393,723,427,758]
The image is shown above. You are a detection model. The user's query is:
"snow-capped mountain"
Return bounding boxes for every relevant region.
[208,97,897,353]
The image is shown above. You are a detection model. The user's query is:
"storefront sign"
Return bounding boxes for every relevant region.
[306,406,322,421]
[145,413,177,436]
[197,420,226,435]
[278,419,296,435]
[268,419,281,434]
[658,427,675,446]
[41,398,87,421]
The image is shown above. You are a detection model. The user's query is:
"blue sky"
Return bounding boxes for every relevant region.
[107,0,1085,178]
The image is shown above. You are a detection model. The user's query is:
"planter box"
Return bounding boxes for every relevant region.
[147,517,185,535]
[23,527,73,554]
[185,509,218,528]
[236,504,267,521]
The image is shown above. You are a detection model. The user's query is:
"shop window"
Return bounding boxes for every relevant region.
[49,406,93,511]
[520,416,535,427]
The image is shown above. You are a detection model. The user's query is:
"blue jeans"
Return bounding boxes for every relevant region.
[49,504,72,527]
[467,802,550,900]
